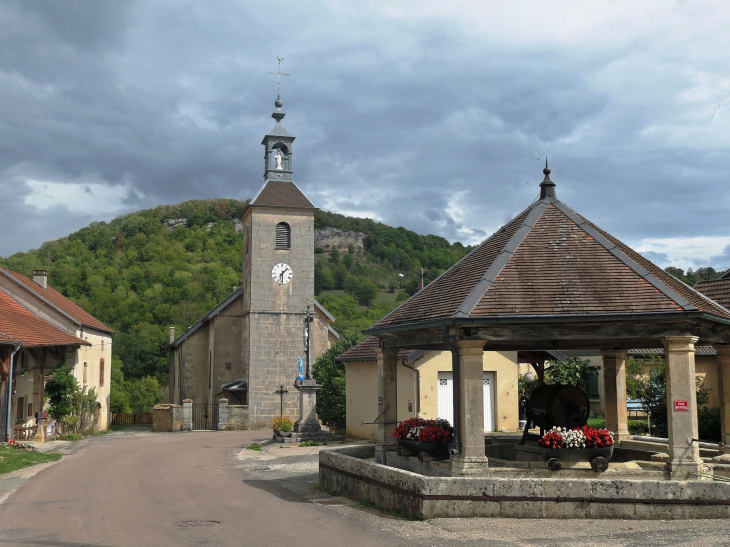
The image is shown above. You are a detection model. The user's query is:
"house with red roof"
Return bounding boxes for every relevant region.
[0,267,113,439]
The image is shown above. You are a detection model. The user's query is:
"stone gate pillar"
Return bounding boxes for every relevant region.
[601,350,630,442]
[217,398,229,431]
[375,346,399,464]
[182,399,193,431]
[451,340,488,475]
[716,345,730,454]
[664,335,703,479]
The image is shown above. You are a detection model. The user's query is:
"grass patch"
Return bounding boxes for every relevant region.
[300,440,319,447]
[335,429,347,436]
[58,433,83,442]
[0,447,62,475]
[359,499,377,508]
[278,446,290,449]
[311,484,322,491]
[586,417,605,428]
[247,443,262,451]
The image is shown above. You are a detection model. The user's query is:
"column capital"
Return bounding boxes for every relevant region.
[453,339,485,356]
[374,346,399,361]
[664,335,699,352]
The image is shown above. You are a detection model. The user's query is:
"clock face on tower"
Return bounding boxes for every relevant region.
[271,263,293,285]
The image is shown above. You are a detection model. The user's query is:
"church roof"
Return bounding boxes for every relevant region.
[0,266,114,334]
[250,180,315,209]
[695,276,730,309]
[369,164,730,333]
[170,287,244,348]
[0,289,90,348]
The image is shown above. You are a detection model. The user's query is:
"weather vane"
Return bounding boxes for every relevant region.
[268,55,290,101]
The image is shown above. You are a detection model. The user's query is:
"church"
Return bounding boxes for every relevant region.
[168,93,339,430]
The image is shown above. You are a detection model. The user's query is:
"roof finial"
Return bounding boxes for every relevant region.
[268,56,290,109]
[539,157,556,199]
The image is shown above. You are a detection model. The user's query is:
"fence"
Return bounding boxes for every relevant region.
[111,413,153,426]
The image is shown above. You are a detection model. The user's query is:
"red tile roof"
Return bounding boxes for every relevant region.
[0,267,114,334]
[0,331,20,344]
[695,277,730,310]
[0,290,90,348]
[251,180,315,209]
[370,177,730,331]
[335,336,423,363]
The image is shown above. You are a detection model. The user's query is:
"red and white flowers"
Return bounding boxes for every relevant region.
[538,425,614,449]
[393,417,453,445]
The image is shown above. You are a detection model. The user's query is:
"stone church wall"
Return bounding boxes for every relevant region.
[211,296,246,401]
[179,323,210,404]
[247,312,305,429]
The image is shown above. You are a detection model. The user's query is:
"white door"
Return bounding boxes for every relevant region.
[437,372,453,426]
[483,372,495,432]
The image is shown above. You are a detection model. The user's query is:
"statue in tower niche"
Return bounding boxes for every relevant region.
[274,150,284,170]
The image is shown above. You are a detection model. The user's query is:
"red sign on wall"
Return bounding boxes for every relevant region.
[674,400,689,411]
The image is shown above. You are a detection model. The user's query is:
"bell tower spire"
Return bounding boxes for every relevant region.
[262,56,295,182]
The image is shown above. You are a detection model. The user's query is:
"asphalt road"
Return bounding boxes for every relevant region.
[1,430,730,547]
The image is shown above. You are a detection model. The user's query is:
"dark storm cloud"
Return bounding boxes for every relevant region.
[1,0,730,270]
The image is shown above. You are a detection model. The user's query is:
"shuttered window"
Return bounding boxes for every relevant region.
[99,358,105,387]
[276,222,291,248]
[17,397,25,420]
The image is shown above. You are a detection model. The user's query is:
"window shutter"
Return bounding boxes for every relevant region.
[99,358,105,387]
[276,222,291,248]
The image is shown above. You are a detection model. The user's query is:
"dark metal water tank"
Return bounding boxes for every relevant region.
[526,384,590,430]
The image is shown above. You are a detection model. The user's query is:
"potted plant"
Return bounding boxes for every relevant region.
[272,417,293,437]
[393,417,453,458]
[538,425,614,472]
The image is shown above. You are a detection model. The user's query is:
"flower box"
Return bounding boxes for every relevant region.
[396,438,449,459]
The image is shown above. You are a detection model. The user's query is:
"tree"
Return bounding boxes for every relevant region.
[45,365,77,421]
[343,275,361,296]
[342,253,353,270]
[357,282,378,305]
[545,356,591,387]
[125,376,164,412]
[333,263,349,289]
[110,357,132,414]
[329,248,340,263]
[311,328,367,426]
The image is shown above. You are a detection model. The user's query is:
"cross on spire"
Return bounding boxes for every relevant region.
[268,55,290,103]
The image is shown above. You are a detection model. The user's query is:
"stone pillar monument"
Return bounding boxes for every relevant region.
[294,379,321,433]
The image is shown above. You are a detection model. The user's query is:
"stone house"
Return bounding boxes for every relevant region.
[0,287,93,441]
[0,267,114,433]
[338,336,519,439]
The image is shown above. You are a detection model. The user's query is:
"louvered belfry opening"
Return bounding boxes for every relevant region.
[275,222,291,249]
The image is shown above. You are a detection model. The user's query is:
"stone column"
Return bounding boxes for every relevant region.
[294,379,322,433]
[451,340,488,475]
[664,335,702,479]
[375,346,399,465]
[716,345,730,454]
[181,399,193,431]
[217,398,229,431]
[601,350,630,442]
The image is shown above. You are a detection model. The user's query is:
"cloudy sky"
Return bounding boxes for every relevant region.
[2,1,730,271]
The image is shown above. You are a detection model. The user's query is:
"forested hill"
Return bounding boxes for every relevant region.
[0,198,471,394]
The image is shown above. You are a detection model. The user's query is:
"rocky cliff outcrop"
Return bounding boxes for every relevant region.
[315,227,367,252]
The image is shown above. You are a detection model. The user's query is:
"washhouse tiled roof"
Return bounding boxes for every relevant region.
[369,165,730,332]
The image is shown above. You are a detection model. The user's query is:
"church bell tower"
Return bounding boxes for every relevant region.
[241,63,317,429]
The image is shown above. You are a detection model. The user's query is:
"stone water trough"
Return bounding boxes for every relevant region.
[319,442,730,520]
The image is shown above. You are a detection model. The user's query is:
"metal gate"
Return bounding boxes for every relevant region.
[192,402,218,430]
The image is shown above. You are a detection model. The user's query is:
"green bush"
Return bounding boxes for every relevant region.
[698,406,721,442]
